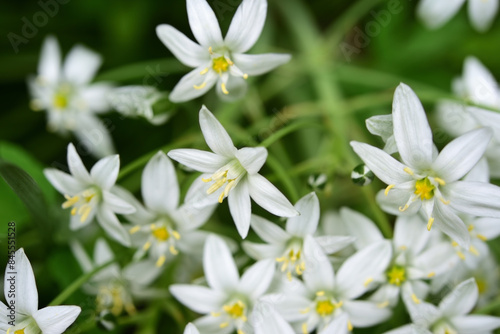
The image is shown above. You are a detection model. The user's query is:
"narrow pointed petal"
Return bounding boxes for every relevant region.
[170,284,226,314]
[102,190,135,214]
[239,259,275,299]
[199,106,237,157]
[224,0,267,53]
[235,147,267,174]
[248,173,298,217]
[366,114,393,141]
[33,306,81,334]
[7,249,38,315]
[228,179,251,238]
[339,207,383,250]
[63,45,102,84]
[194,314,234,334]
[314,236,355,254]
[303,235,335,292]
[184,323,201,334]
[123,260,162,286]
[74,114,116,158]
[376,188,420,216]
[38,36,61,83]
[472,109,500,141]
[66,143,91,183]
[286,192,320,237]
[468,0,499,32]
[394,215,430,255]
[94,238,115,265]
[156,24,209,67]
[402,289,439,327]
[186,0,223,47]
[253,302,295,334]
[474,217,500,239]
[242,242,284,260]
[215,75,248,102]
[439,278,478,317]
[266,293,310,322]
[384,325,421,334]
[169,65,217,103]
[417,0,466,29]
[433,199,470,248]
[350,141,413,185]
[343,300,392,327]
[90,155,119,190]
[250,214,290,244]
[464,157,489,182]
[142,151,179,213]
[168,148,228,173]
[44,169,84,195]
[463,57,500,106]
[433,128,492,182]
[451,315,500,333]
[392,83,433,169]
[204,234,239,291]
[447,181,500,217]
[232,53,291,76]
[81,83,113,113]
[319,313,349,334]
[96,207,131,246]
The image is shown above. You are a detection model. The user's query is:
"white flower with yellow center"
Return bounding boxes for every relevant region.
[417,0,498,32]
[0,249,81,334]
[351,83,500,248]
[168,106,298,238]
[170,235,275,334]
[120,151,216,267]
[156,0,291,102]
[243,193,354,281]
[44,143,136,246]
[385,278,500,334]
[270,236,392,333]
[28,36,115,158]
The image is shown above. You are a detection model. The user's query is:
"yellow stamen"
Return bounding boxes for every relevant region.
[404,167,414,175]
[299,307,310,314]
[457,251,466,260]
[200,67,209,75]
[14,329,25,334]
[220,322,229,328]
[237,330,244,334]
[399,204,409,212]
[80,205,92,222]
[335,301,344,308]
[172,231,181,240]
[302,323,308,334]
[434,177,446,186]
[348,320,353,331]
[211,312,221,317]
[221,82,229,95]
[427,217,434,231]
[440,197,450,205]
[243,73,248,79]
[208,46,213,54]
[399,245,407,250]
[193,82,207,90]
[477,234,487,241]
[202,177,212,182]
[316,291,325,297]
[218,191,225,203]
[427,272,435,278]
[286,271,292,281]
[212,56,229,73]
[156,255,166,267]
[143,241,151,251]
[223,301,245,319]
[385,184,395,196]
[129,225,141,234]
[411,294,421,304]
[276,256,286,262]
[169,245,179,255]
[451,241,459,247]
[468,225,474,231]
[377,301,389,308]
[469,246,479,256]
[71,207,77,215]
[364,277,373,287]
[62,195,79,208]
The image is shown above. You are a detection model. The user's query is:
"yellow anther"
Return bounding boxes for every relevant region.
[427,272,436,278]
[237,330,245,334]
[156,255,166,267]
[434,177,446,186]
[404,167,414,175]
[193,82,207,90]
[348,320,353,331]
[208,46,213,54]
[385,184,395,196]
[299,307,310,314]
[71,207,77,215]
[451,241,459,247]
[457,251,466,260]
[468,225,474,231]
[218,191,225,203]
[200,68,209,75]
[62,195,79,208]
[276,256,286,262]
[469,246,479,256]
[440,197,451,205]
[202,177,213,182]
[335,300,344,308]
[316,291,325,297]
[280,260,288,272]
[301,323,308,334]
[227,58,234,66]
[220,322,229,328]
[411,294,421,304]
[221,82,229,95]
[399,204,409,212]
[364,277,374,287]
[243,73,248,79]
[399,245,407,250]
[427,217,434,231]
[295,263,304,275]
[80,205,92,222]
[143,241,151,251]
[150,224,156,230]
[129,226,141,234]
[286,271,292,281]
[477,234,487,241]
[211,312,221,317]
[207,177,227,194]
[172,231,181,240]
[169,245,179,255]
[377,301,389,308]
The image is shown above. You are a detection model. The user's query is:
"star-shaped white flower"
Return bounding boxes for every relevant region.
[168,106,298,238]
[44,143,136,246]
[417,0,498,32]
[0,249,81,334]
[28,36,115,158]
[156,0,291,102]
[351,83,500,248]
[170,234,275,334]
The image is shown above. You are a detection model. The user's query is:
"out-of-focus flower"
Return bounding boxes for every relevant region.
[417,0,498,32]
[183,323,200,334]
[156,0,291,102]
[351,83,500,248]
[351,164,375,186]
[170,234,275,334]
[168,106,298,238]
[44,143,135,246]
[0,249,81,334]
[28,36,115,158]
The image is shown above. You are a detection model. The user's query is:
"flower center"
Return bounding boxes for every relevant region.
[152,226,170,241]
[14,329,25,334]
[387,266,406,286]
[414,177,435,200]
[212,56,229,73]
[276,242,305,281]
[224,301,245,319]
[316,300,335,317]
[97,284,136,317]
[62,187,100,223]
[202,160,246,203]
[477,278,487,294]
[52,83,73,110]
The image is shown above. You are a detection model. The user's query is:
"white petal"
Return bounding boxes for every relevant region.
[366,114,393,142]
[33,306,81,334]
[463,57,500,106]
[417,0,466,29]
[451,315,500,333]
[252,302,295,334]
[142,151,179,213]
[7,249,38,315]
[248,173,298,217]
[73,114,116,158]
[169,65,217,103]
[96,207,131,246]
[435,101,478,137]
[224,0,267,53]
[472,109,500,141]
[314,236,355,254]
[350,141,413,185]
[66,143,91,183]
[215,75,248,102]
[204,234,239,291]
[94,238,115,265]
[265,293,310,322]
[439,278,478,317]
[232,53,291,76]
[401,289,439,327]
[184,323,201,334]
[286,192,320,237]
[90,155,119,190]
[336,241,392,300]
[433,198,470,248]
[199,106,237,157]
[303,235,335,292]
[319,314,349,334]
[433,128,492,182]
[102,190,135,214]
[186,0,224,47]
[111,185,155,224]
[80,83,113,113]
[44,169,84,195]
[376,188,420,216]
[228,179,251,238]
[69,240,93,273]
[170,284,226,314]
[464,157,490,182]
[250,214,290,244]
[394,215,430,255]
[235,147,267,174]
[242,242,284,260]
[168,148,228,173]
[343,300,392,327]
[392,83,433,169]
[238,259,275,299]
[339,207,383,249]
[385,325,422,334]
[156,24,208,67]
[63,44,102,84]
[447,181,500,217]
[38,36,61,83]
[194,314,234,334]
[123,260,161,286]
[468,0,499,32]
[69,207,96,230]
[474,217,500,239]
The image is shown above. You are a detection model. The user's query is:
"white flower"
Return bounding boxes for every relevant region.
[417,0,499,32]
[170,234,275,334]
[271,236,392,333]
[44,143,136,246]
[28,36,115,158]
[183,323,200,334]
[121,151,216,267]
[385,278,500,334]
[0,249,81,334]
[351,83,500,248]
[168,106,298,238]
[243,192,354,281]
[156,0,291,102]
[70,238,163,317]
